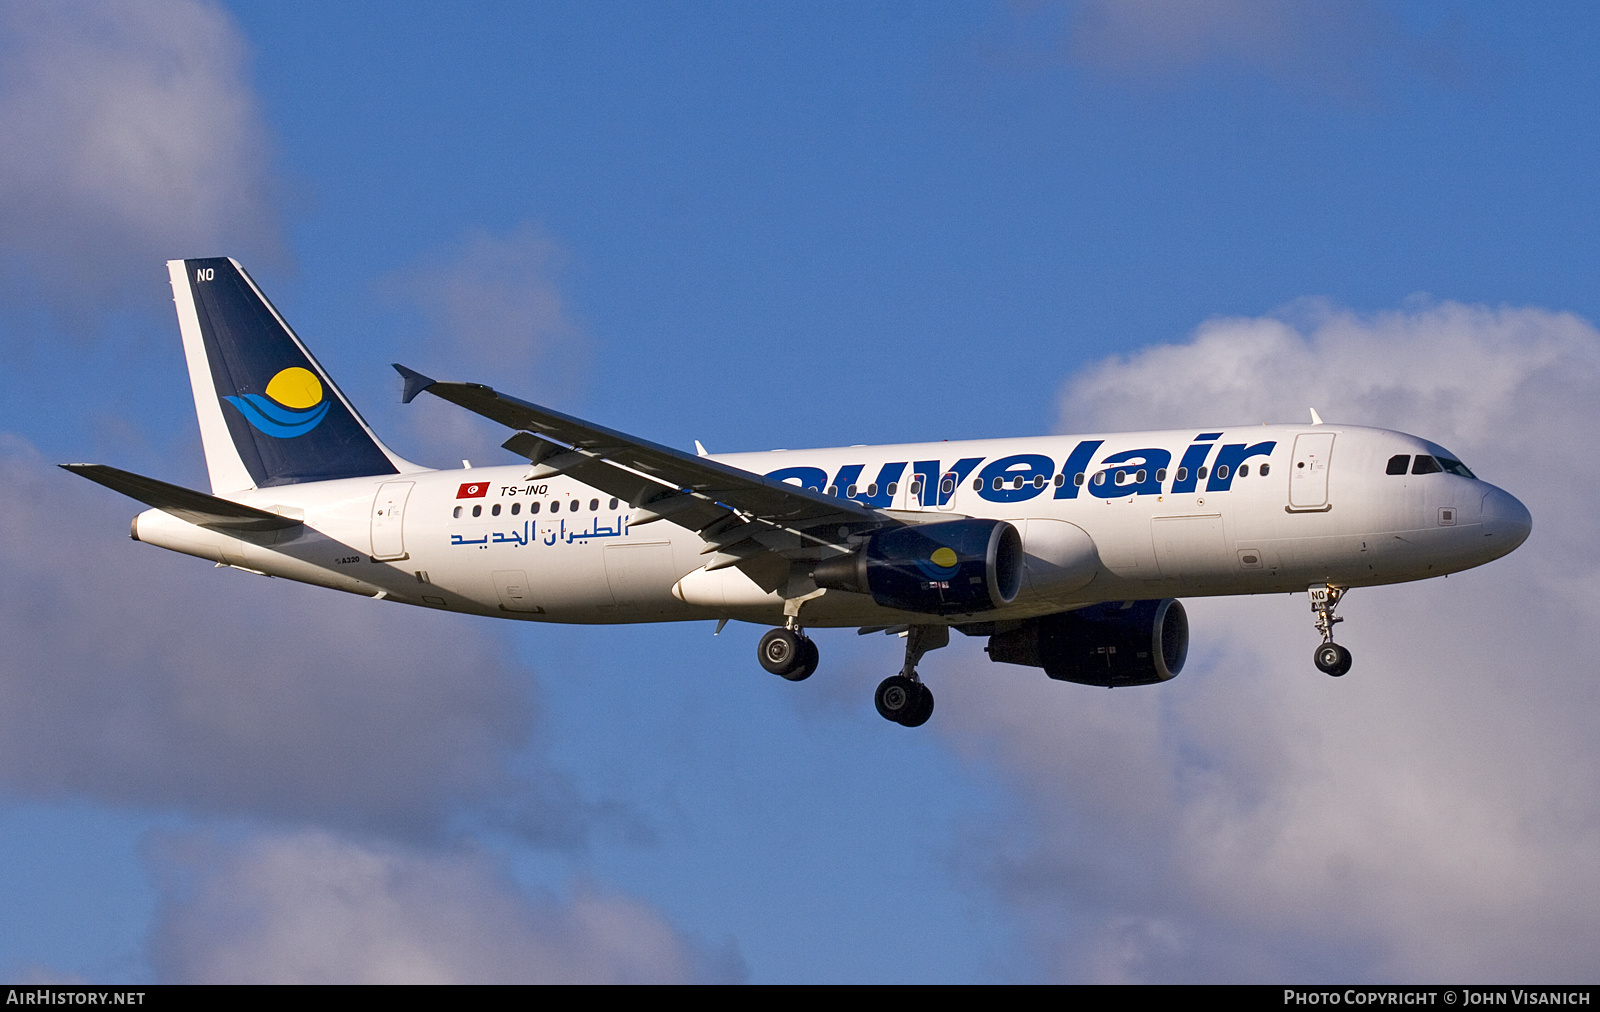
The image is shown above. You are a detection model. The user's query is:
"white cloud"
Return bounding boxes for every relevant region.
[0,437,585,841]
[1066,0,1316,71]
[148,830,744,983]
[0,0,282,313]
[386,223,588,467]
[988,1,1481,101]
[940,300,1600,981]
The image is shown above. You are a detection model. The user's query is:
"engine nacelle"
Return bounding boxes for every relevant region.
[813,518,1023,615]
[985,599,1188,686]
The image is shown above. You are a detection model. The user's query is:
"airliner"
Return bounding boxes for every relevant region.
[66,259,1533,727]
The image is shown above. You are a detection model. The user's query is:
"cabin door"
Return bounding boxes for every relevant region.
[1288,433,1336,510]
[370,481,414,560]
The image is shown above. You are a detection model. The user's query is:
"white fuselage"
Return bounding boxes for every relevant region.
[128,424,1530,628]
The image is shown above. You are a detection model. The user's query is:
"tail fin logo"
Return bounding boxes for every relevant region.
[223,367,330,438]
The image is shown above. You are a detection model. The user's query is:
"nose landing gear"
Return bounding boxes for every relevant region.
[874,625,947,727]
[1309,584,1353,677]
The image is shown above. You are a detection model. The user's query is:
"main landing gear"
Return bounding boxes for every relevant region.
[754,621,949,728]
[1310,584,1353,677]
[874,625,947,728]
[757,624,819,681]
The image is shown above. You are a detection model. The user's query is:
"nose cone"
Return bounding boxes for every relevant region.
[1480,485,1532,556]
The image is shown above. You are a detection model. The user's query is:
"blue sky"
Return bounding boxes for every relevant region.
[1,1,1598,983]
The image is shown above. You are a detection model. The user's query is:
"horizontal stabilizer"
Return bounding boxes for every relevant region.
[61,464,303,532]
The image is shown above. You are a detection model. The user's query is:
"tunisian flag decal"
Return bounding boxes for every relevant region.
[456,481,490,499]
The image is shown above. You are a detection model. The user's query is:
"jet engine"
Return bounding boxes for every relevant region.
[985,599,1188,687]
[812,518,1023,615]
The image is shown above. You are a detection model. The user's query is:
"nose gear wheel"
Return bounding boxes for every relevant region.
[1314,641,1352,677]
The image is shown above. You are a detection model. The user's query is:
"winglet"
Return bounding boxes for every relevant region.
[393,364,437,404]
[694,440,709,457]
[1309,408,1324,426]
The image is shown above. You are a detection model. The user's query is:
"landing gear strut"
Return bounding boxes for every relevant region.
[758,624,818,681]
[1309,584,1353,677]
[875,625,947,727]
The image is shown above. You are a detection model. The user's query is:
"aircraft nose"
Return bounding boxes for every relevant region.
[1480,485,1532,555]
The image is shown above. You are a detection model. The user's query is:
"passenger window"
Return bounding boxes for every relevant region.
[886,482,898,496]
[1156,468,1167,482]
[1175,467,1187,482]
[1386,454,1411,475]
[826,485,838,497]
[1238,465,1249,477]
[530,501,541,514]
[609,498,619,509]
[492,503,501,516]
[867,483,879,497]
[472,505,482,517]
[1412,455,1442,475]
[452,506,461,519]
[1135,469,1146,484]
[1216,465,1229,480]
[1259,463,1270,476]
[1197,466,1208,480]
[590,498,599,511]
[940,478,954,495]
[1033,475,1046,488]
[973,478,983,491]
[1074,473,1085,486]
[511,502,520,516]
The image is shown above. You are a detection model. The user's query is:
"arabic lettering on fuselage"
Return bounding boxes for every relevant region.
[762,433,1279,508]
[451,515,633,548]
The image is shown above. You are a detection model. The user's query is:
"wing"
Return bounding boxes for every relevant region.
[395,365,900,579]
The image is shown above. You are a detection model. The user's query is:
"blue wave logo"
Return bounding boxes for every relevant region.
[224,367,330,438]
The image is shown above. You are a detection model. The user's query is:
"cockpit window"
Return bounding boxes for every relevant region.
[1411,455,1443,475]
[1386,454,1410,475]
[1437,457,1476,478]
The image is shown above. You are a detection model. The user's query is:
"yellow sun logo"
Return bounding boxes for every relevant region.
[264,367,323,409]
